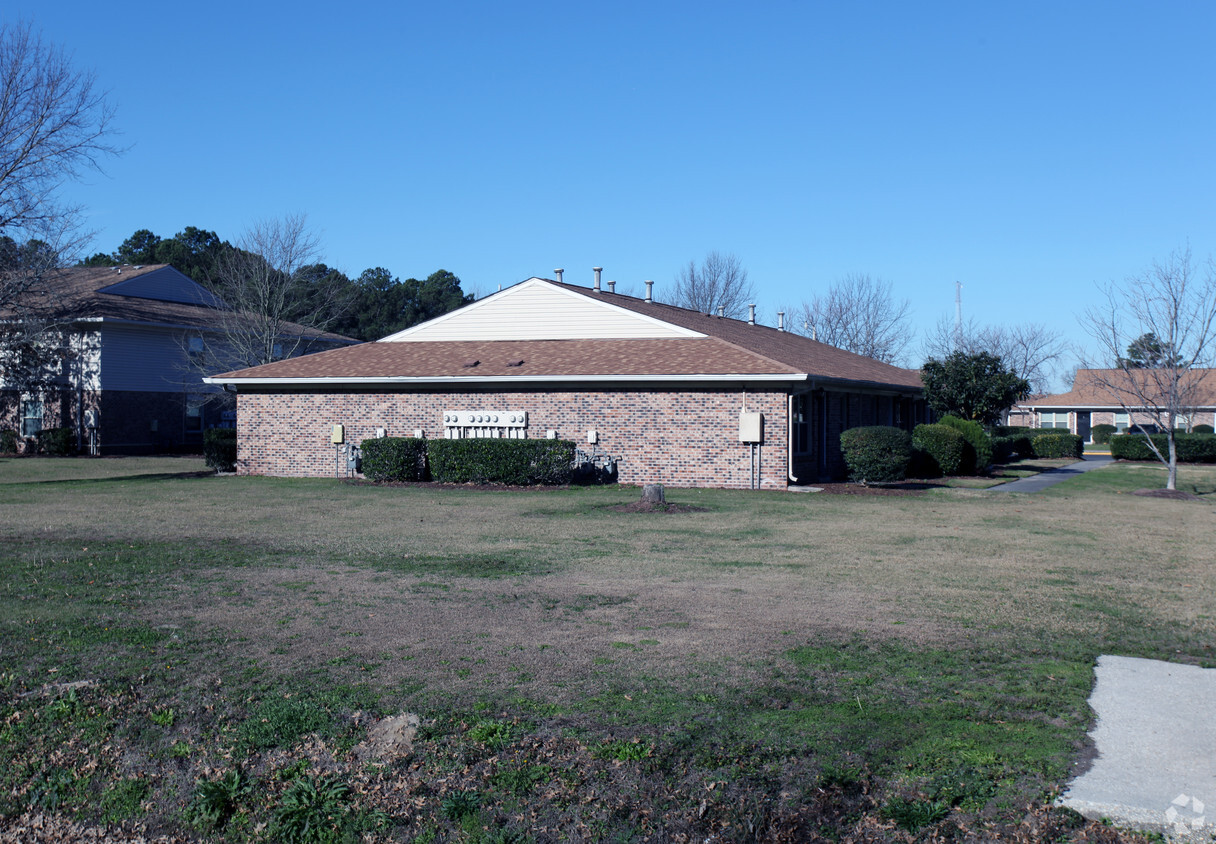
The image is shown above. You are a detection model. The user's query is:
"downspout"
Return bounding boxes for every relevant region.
[787,394,797,486]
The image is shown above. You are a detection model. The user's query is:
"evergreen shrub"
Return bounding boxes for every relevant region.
[0,430,16,454]
[427,438,575,485]
[203,428,237,471]
[911,424,971,476]
[360,437,427,482]
[990,435,1015,464]
[1194,424,1214,434]
[35,427,74,456]
[1110,433,1216,463]
[839,426,912,484]
[938,415,993,472]
[1031,432,1083,459]
[1091,424,1117,445]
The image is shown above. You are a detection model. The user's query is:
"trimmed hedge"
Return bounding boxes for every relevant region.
[360,436,427,482]
[840,426,912,484]
[938,415,993,472]
[990,435,1016,464]
[203,428,238,471]
[427,438,576,485]
[1091,423,1117,445]
[912,423,971,477]
[35,427,74,456]
[1195,424,1215,434]
[1110,433,1216,463]
[1031,432,1083,459]
[0,429,16,454]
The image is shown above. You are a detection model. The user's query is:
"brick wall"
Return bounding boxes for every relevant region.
[236,387,791,489]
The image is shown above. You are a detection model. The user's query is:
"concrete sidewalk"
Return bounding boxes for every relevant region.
[988,454,1114,493]
[1061,656,1216,841]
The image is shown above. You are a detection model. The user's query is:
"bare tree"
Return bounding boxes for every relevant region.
[204,215,353,370]
[671,251,754,318]
[1,21,120,392]
[791,273,913,364]
[1081,246,1216,490]
[922,317,1066,396]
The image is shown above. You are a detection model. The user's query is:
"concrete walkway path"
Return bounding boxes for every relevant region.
[1061,656,1216,841]
[989,454,1114,493]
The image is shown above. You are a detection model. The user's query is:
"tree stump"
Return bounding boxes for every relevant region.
[640,484,665,505]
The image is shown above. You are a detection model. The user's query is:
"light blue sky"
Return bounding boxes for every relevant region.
[13,2,1216,383]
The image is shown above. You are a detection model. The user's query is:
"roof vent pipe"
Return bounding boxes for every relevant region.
[644,280,653,302]
[777,311,785,332]
[554,268,564,284]
[593,267,602,291]
[717,305,724,317]
[607,280,616,293]
[748,303,756,325]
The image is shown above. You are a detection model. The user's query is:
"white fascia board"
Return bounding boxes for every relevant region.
[1019,403,1216,410]
[378,278,705,341]
[203,372,808,387]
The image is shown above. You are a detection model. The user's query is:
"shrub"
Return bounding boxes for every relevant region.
[990,435,1015,464]
[839,426,912,483]
[1031,432,1083,459]
[1110,433,1216,463]
[1091,423,1117,445]
[203,428,237,472]
[1194,424,1214,434]
[0,430,16,454]
[360,436,427,482]
[427,438,575,485]
[911,424,971,476]
[35,427,74,455]
[938,415,993,472]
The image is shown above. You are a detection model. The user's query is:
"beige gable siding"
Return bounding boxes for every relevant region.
[382,279,705,342]
[98,325,197,392]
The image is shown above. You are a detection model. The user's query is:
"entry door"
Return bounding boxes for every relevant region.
[1076,411,1092,443]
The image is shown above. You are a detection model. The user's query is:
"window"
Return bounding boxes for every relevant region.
[185,395,206,433]
[20,396,43,437]
[1114,412,1129,432]
[1040,412,1070,429]
[792,394,810,454]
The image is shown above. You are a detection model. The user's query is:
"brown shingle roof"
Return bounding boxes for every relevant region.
[212,279,923,390]
[1020,368,1216,408]
[11,264,353,342]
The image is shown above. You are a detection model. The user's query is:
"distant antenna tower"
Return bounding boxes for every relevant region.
[953,281,963,350]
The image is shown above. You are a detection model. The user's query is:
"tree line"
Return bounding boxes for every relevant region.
[79,223,473,346]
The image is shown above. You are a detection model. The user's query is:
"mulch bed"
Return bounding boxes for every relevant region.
[1132,487,1204,500]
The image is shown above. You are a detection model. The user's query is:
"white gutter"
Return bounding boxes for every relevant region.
[203,372,810,387]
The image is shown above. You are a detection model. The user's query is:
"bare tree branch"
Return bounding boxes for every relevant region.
[791,273,913,364]
[204,214,354,370]
[671,251,754,318]
[1080,246,1216,489]
[922,316,1066,395]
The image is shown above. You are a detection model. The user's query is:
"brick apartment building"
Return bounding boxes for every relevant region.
[206,275,929,489]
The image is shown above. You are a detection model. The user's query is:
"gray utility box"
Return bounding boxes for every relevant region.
[739,412,763,443]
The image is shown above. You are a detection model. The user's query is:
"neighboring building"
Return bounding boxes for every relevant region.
[0,264,355,454]
[1014,368,1216,441]
[206,275,930,488]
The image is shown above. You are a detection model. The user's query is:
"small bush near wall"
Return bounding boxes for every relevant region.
[1110,433,1216,463]
[1031,433,1083,459]
[990,435,1016,464]
[1194,424,1215,434]
[1091,424,1117,445]
[938,416,993,472]
[203,429,238,472]
[427,439,576,485]
[911,424,971,477]
[35,427,74,456]
[0,430,17,454]
[360,437,427,482]
[840,426,912,484]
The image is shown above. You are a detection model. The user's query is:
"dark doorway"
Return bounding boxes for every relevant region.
[1076,411,1092,443]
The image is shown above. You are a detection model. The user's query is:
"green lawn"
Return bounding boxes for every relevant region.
[2,456,1208,842]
